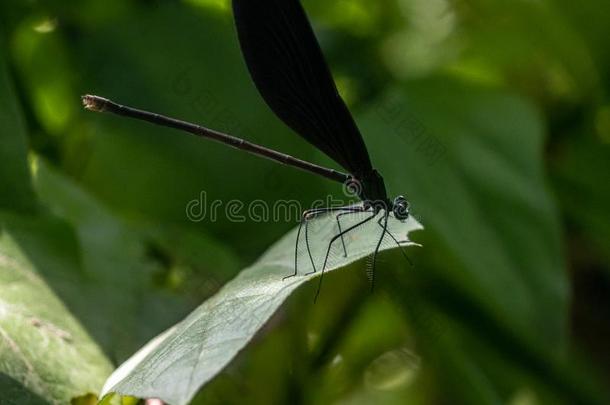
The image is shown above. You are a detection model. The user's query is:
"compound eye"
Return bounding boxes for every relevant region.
[392,196,410,220]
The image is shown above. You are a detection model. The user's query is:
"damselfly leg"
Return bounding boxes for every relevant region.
[314,210,379,302]
[285,205,365,280]
[368,211,390,292]
[377,214,413,267]
[304,206,368,276]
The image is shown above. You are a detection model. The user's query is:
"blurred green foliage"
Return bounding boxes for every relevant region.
[0,0,609,404]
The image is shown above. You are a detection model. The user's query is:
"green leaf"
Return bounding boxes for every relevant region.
[359,79,579,401]
[101,214,422,405]
[363,79,568,351]
[0,228,113,404]
[552,135,610,265]
[0,38,37,213]
[27,159,202,362]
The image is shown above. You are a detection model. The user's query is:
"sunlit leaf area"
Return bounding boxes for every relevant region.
[1,0,609,404]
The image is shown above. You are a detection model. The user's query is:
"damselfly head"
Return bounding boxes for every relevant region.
[392,195,410,221]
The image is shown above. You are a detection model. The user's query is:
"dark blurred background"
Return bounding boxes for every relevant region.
[1,0,609,404]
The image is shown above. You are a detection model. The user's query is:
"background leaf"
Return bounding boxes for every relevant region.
[0,229,112,404]
[362,79,567,348]
[0,38,37,213]
[27,160,199,362]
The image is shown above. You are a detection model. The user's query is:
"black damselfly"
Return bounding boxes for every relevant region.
[82,0,413,300]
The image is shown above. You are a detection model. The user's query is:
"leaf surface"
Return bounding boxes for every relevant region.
[102,214,422,405]
[0,231,113,404]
